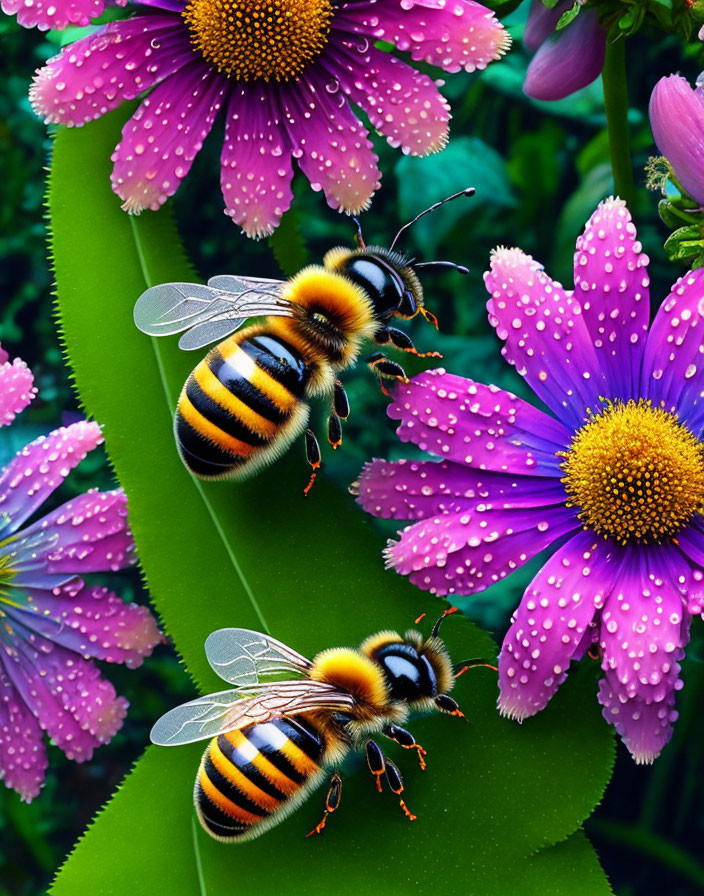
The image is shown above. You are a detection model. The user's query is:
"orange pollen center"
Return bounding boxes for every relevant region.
[182,0,334,82]
[560,399,704,545]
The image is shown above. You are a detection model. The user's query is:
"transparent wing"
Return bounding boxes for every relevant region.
[133,276,291,351]
[150,680,356,746]
[205,628,313,687]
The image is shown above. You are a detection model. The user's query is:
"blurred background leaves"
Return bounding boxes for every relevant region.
[1,2,704,894]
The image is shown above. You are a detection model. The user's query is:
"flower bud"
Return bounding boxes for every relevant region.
[650,74,704,206]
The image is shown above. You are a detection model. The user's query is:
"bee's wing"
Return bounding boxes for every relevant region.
[205,628,313,687]
[133,277,291,351]
[149,681,356,746]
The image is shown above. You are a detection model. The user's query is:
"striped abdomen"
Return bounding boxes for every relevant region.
[176,331,311,479]
[195,716,328,842]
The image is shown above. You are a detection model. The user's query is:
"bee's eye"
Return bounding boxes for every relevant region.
[342,256,404,318]
[374,643,437,701]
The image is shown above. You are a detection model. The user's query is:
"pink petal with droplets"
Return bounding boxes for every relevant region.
[573,197,651,400]
[29,16,194,127]
[2,638,127,761]
[484,247,607,430]
[7,580,161,670]
[326,41,449,156]
[670,524,704,615]
[1,0,120,31]
[523,8,606,102]
[498,532,606,721]
[385,503,577,597]
[598,677,679,765]
[9,489,135,589]
[387,369,572,476]
[0,664,47,802]
[221,85,294,239]
[642,267,704,431]
[282,72,380,214]
[111,61,226,214]
[0,421,103,537]
[336,0,510,74]
[356,457,566,520]
[0,349,36,427]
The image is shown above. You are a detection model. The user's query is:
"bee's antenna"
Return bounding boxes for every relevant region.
[414,261,470,275]
[351,215,366,249]
[454,660,498,678]
[430,606,459,638]
[389,188,475,252]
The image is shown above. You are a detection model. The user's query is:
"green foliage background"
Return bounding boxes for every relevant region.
[1,3,704,895]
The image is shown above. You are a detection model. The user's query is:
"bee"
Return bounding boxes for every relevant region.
[150,614,492,842]
[134,190,473,493]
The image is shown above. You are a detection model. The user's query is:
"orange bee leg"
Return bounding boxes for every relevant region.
[382,724,427,771]
[303,428,321,498]
[384,761,417,822]
[434,694,468,722]
[365,739,386,793]
[306,772,343,837]
[367,353,408,394]
[373,326,443,360]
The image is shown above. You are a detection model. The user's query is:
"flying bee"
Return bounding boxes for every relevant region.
[134,190,473,493]
[150,614,494,842]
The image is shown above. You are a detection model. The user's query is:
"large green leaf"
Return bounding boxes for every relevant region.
[49,109,614,895]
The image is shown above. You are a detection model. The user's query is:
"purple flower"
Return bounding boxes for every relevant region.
[1,0,126,30]
[0,350,161,801]
[0,344,36,428]
[356,197,704,763]
[523,0,606,101]
[650,73,704,207]
[29,0,509,239]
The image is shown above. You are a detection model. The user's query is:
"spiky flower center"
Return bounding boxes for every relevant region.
[0,549,15,609]
[182,0,334,82]
[561,400,704,545]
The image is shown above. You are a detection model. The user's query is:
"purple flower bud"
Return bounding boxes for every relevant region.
[523,8,606,101]
[523,0,572,53]
[650,74,704,206]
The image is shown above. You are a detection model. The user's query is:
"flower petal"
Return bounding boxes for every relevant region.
[670,523,704,614]
[388,368,572,476]
[8,489,135,589]
[0,664,47,802]
[356,458,567,520]
[497,531,604,721]
[642,268,704,431]
[573,197,650,400]
[598,678,679,765]
[282,72,380,214]
[326,42,449,156]
[385,503,577,597]
[220,86,294,239]
[5,580,161,670]
[336,0,510,74]
[2,637,127,761]
[1,0,114,31]
[30,16,193,127]
[484,247,607,430]
[0,422,103,538]
[523,9,606,102]
[111,62,226,214]
[523,0,571,52]
[650,75,704,207]
[0,350,36,428]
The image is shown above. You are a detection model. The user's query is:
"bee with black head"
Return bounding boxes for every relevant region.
[134,190,473,493]
[150,614,493,842]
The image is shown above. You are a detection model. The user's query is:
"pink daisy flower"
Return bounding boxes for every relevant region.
[29,0,510,238]
[355,198,704,763]
[0,347,161,801]
[0,344,37,428]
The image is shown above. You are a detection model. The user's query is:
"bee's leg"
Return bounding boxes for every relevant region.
[303,428,321,497]
[364,739,386,792]
[352,216,366,249]
[434,694,467,721]
[384,761,417,821]
[367,353,408,395]
[327,379,349,451]
[306,772,343,837]
[373,326,442,360]
[382,724,427,771]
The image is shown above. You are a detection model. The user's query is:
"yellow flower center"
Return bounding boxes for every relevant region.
[182,0,334,82]
[561,400,704,545]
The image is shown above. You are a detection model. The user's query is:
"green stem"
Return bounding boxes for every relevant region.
[602,37,636,208]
